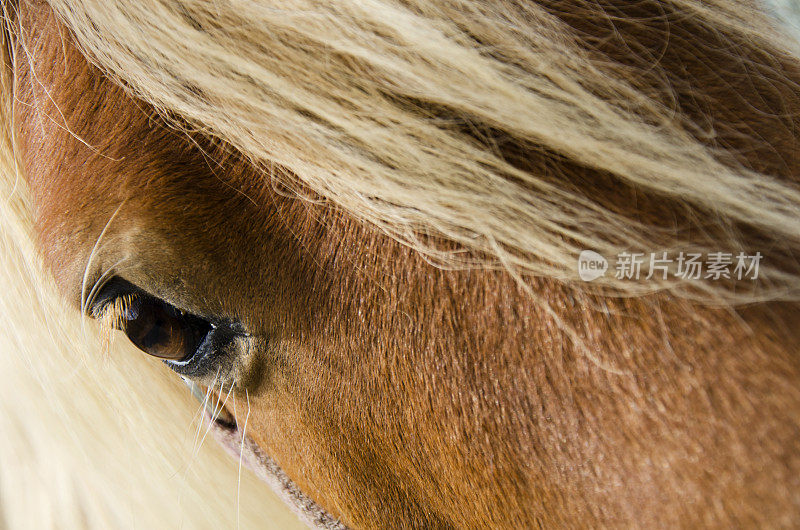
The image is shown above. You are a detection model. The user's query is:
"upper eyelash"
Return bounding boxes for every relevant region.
[94,293,138,334]
[94,293,138,357]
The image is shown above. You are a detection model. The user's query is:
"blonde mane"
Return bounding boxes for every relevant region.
[35,0,800,302]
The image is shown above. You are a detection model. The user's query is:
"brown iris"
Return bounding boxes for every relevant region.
[118,296,211,361]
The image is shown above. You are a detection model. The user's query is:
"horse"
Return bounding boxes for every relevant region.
[3,0,800,527]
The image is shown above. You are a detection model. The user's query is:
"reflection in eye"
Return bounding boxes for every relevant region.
[98,293,211,362]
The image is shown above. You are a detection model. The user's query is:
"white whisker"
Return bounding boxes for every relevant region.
[237,390,250,530]
[84,258,126,319]
[190,370,220,459]
[80,201,126,342]
[195,379,234,457]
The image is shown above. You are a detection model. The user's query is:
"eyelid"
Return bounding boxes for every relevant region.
[89,277,221,328]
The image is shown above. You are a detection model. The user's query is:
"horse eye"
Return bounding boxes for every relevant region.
[116,295,211,362]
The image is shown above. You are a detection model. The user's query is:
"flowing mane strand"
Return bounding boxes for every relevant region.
[25,0,800,303]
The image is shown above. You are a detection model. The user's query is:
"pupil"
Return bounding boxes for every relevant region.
[121,297,210,362]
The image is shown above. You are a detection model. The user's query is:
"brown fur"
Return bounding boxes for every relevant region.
[13,1,800,527]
